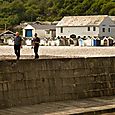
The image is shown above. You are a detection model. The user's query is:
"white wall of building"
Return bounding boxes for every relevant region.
[56,26,99,38]
[35,30,46,38]
[23,25,35,38]
[35,30,51,38]
[111,26,115,38]
[23,25,54,38]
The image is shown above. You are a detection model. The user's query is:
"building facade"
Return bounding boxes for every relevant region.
[23,23,56,39]
[56,15,115,39]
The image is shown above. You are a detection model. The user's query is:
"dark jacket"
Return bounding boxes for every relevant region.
[14,36,22,45]
[32,37,40,47]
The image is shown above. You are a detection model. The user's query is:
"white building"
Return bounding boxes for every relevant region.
[56,15,115,39]
[23,23,56,39]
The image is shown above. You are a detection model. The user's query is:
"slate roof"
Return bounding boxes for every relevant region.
[30,24,56,30]
[0,30,15,37]
[56,15,108,27]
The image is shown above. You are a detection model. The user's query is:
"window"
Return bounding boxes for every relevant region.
[88,27,90,31]
[102,28,105,32]
[61,27,63,33]
[108,28,111,32]
[93,27,96,31]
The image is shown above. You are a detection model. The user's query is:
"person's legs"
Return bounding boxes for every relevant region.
[34,46,39,59]
[14,45,18,58]
[17,45,20,60]
[35,52,38,59]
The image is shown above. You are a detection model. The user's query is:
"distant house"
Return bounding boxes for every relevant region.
[0,30,15,45]
[23,23,56,39]
[56,15,115,39]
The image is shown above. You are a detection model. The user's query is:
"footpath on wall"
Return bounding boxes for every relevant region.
[0,96,115,115]
[0,46,115,60]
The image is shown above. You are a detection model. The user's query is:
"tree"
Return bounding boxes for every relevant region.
[109,8,115,15]
[101,1,115,14]
[0,0,114,29]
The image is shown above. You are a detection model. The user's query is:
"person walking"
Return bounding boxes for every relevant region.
[14,32,22,60]
[32,33,40,59]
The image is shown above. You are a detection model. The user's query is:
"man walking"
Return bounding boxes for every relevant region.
[14,32,22,60]
[32,33,40,59]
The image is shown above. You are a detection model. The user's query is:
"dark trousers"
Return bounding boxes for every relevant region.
[34,46,39,59]
[14,44,21,60]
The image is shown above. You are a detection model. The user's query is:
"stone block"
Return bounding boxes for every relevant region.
[111,81,115,88]
[28,96,38,105]
[25,72,37,80]
[85,90,93,98]
[59,59,73,70]
[0,83,3,91]
[73,69,86,77]
[62,85,74,94]
[11,81,19,90]
[16,80,26,90]
[35,79,42,88]
[111,88,115,95]
[111,73,115,81]
[86,83,93,90]
[16,72,25,81]
[38,70,49,79]
[59,70,74,78]
[11,90,20,100]
[48,70,57,78]
[64,93,72,100]
[27,88,36,98]
[55,93,64,101]
[0,72,4,81]
[71,93,78,100]
[55,78,63,95]
[0,100,8,109]
[18,89,27,98]
[93,90,101,97]
[40,60,48,70]
[48,95,56,102]
[51,60,64,70]
[77,92,86,99]
[0,91,3,100]
[2,91,8,100]
[48,78,56,96]
[62,78,75,86]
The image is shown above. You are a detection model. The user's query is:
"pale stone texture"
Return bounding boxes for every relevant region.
[0,46,115,60]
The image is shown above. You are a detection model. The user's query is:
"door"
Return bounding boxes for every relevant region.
[25,29,32,37]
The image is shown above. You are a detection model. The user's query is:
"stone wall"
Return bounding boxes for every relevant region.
[0,57,115,108]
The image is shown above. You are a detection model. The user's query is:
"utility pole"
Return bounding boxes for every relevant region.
[5,24,6,31]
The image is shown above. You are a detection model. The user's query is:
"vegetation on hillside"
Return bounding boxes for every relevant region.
[0,0,115,29]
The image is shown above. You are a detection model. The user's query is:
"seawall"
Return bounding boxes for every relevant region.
[0,57,115,109]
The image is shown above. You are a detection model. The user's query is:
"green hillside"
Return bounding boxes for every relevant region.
[0,0,115,29]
